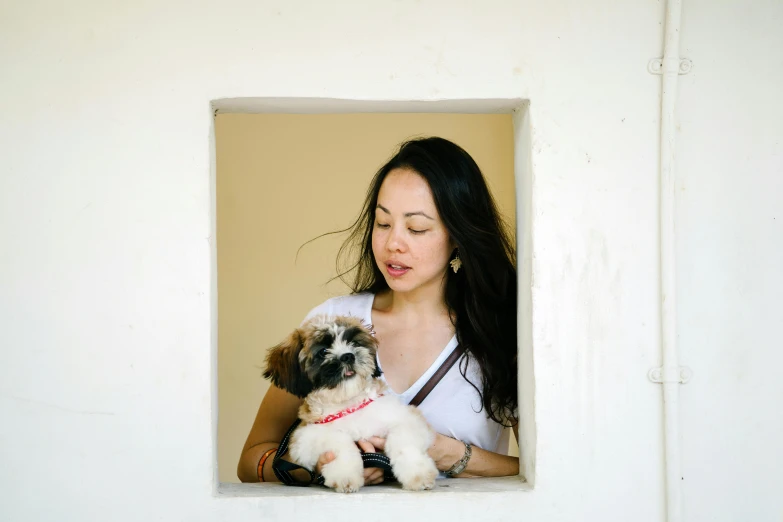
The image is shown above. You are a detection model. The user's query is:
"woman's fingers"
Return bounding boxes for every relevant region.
[367,436,386,450]
[356,439,375,453]
[362,465,384,485]
[357,439,385,485]
[315,451,336,474]
[366,468,384,485]
[315,444,387,485]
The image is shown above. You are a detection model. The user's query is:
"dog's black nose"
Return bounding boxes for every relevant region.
[340,353,355,364]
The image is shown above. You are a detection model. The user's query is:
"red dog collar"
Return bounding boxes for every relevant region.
[313,396,381,424]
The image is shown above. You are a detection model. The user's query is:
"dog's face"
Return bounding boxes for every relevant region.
[263,315,381,398]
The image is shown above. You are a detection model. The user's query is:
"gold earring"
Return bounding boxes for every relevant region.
[450,253,462,273]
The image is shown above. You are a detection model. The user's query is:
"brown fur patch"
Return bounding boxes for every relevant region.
[263,328,313,398]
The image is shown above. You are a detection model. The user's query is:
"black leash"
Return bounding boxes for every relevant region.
[272,418,395,486]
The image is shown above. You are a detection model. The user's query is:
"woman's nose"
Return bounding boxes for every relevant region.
[385,227,406,252]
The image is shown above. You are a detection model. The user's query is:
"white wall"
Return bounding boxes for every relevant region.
[676,3,783,520]
[0,1,780,521]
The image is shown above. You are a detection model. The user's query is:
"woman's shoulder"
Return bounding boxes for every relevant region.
[301,292,374,324]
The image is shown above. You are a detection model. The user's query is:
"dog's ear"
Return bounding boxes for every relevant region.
[263,328,313,398]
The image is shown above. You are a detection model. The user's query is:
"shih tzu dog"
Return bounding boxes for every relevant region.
[263,315,438,493]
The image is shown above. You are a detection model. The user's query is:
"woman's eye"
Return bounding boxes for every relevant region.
[375,223,390,229]
[409,229,426,235]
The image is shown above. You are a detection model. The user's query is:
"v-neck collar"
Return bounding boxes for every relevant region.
[364,293,458,401]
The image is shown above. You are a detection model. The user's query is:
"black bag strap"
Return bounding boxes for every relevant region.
[271,419,321,486]
[408,344,465,407]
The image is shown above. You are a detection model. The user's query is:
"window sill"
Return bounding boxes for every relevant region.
[217,476,530,498]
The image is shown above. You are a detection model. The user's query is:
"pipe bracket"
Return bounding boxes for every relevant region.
[648,366,692,384]
[648,58,693,75]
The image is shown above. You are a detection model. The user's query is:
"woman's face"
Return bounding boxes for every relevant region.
[372,168,455,296]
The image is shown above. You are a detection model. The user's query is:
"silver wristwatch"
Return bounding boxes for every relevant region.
[444,441,472,477]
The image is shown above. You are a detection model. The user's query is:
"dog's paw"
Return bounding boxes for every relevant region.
[394,455,438,491]
[321,460,363,493]
[331,478,363,493]
[324,474,363,493]
[401,474,436,491]
[400,469,437,491]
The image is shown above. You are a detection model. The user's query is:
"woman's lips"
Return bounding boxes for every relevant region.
[386,263,411,277]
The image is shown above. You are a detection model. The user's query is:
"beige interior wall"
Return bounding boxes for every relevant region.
[216,113,515,482]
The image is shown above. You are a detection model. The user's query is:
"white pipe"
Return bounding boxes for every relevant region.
[659,0,685,521]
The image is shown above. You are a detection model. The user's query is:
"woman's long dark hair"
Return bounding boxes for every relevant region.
[336,137,518,426]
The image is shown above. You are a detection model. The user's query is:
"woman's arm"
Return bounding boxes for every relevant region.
[237,385,303,482]
[428,431,518,478]
[367,423,520,479]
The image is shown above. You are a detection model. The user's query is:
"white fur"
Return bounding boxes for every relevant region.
[266,315,438,493]
[290,384,438,493]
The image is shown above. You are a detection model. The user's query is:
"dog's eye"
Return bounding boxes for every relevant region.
[316,347,328,359]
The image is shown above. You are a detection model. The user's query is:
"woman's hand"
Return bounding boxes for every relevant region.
[313,437,387,486]
[314,450,336,477]
[427,432,467,471]
[369,426,460,473]
[357,439,385,485]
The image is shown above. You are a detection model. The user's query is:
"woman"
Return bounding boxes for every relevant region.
[237,136,519,484]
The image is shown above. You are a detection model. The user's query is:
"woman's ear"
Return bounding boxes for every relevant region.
[263,329,313,398]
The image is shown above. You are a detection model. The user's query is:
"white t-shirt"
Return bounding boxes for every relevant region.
[303,292,510,454]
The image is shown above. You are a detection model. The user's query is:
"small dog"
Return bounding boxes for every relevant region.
[263,314,438,493]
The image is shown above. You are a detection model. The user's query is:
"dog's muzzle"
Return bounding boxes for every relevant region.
[341,353,356,376]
